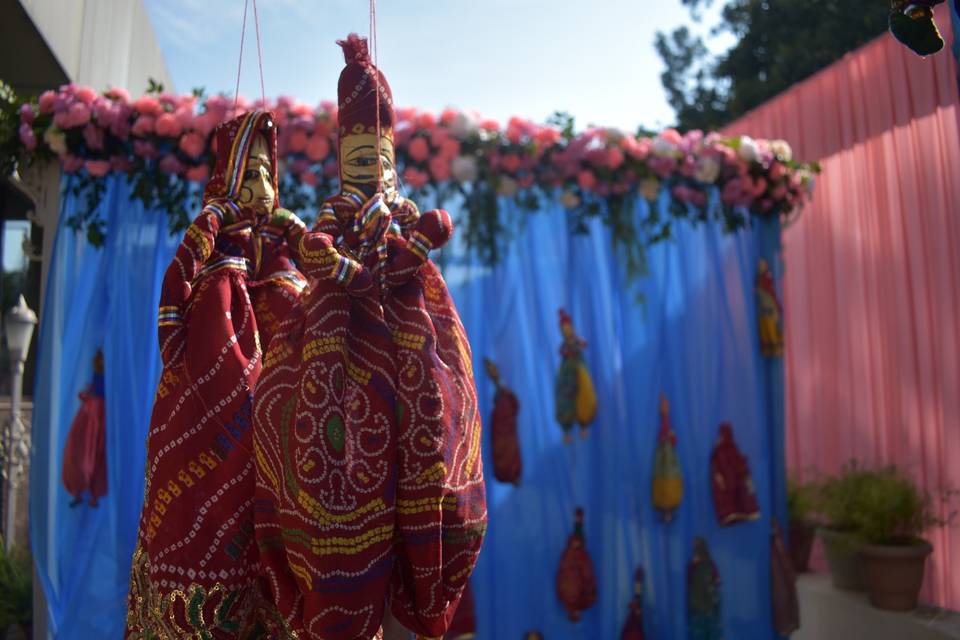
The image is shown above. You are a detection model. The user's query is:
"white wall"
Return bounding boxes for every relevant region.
[17,0,173,93]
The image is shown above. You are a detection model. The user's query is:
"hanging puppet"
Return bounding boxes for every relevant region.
[556,507,598,622]
[710,423,760,526]
[652,394,683,523]
[253,35,486,640]
[126,109,330,638]
[770,519,800,635]
[485,358,522,485]
[755,258,784,358]
[444,579,476,640]
[889,0,955,56]
[688,538,723,640]
[524,633,544,640]
[620,567,646,640]
[61,349,107,507]
[555,309,597,442]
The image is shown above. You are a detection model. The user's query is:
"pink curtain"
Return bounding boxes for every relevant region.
[724,25,960,610]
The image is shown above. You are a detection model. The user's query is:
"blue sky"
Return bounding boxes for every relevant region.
[143,0,727,132]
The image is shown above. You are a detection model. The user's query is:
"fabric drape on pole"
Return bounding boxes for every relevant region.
[31,179,785,638]
[724,20,960,610]
[30,175,179,638]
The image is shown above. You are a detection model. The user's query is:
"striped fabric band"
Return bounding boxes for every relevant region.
[197,256,251,279]
[158,305,182,327]
[333,257,354,284]
[408,230,432,260]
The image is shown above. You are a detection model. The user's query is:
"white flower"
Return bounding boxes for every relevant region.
[652,135,679,157]
[449,111,479,139]
[450,155,479,183]
[694,156,721,184]
[738,135,760,163]
[770,139,793,162]
[559,189,581,209]
[44,126,67,156]
[497,175,518,197]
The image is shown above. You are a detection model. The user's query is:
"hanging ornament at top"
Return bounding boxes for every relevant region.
[620,567,647,640]
[555,309,597,443]
[710,423,760,526]
[888,0,953,56]
[652,394,683,522]
[62,349,107,507]
[485,358,523,485]
[556,507,598,622]
[755,258,784,358]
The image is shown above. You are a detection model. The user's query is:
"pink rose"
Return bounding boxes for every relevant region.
[428,156,451,182]
[132,95,162,117]
[506,125,524,145]
[58,102,91,128]
[430,127,450,148]
[19,104,35,125]
[186,164,210,182]
[38,91,57,114]
[415,112,436,130]
[179,132,206,158]
[577,170,598,191]
[403,166,430,189]
[768,162,786,182]
[193,112,219,137]
[288,129,309,153]
[439,138,460,161]
[479,119,500,132]
[396,107,417,123]
[110,117,131,140]
[771,185,788,200]
[62,154,85,173]
[131,115,155,137]
[605,147,625,170]
[92,99,116,128]
[18,124,37,151]
[306,135,331,162]
[441,108,459,125]
[517,174,535,189]
[158,154,185,175]
[106,87,131,103]
[501,153,521,173]
[534,127,562,147]
[175,107,196,130]
[132,140,158,159]
[75,86,98,105]
[155,113,182,137]
[407,137,430,163]
[649,155,676,179]
[82,124,105,150]
[85,159,111,177]
[300,170,318,187]
[660,128,683,146]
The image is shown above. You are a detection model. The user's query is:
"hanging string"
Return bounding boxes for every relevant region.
[369,0,383,191]
[251,0,266,104]
[233,0,250,110]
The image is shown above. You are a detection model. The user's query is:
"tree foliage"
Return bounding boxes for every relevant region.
[656,0,889,130]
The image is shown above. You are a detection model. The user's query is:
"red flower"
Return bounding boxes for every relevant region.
[306,135,331,162]
[429,156,452,182]
[403,166,430,189]
[577,170,598,191]
[408,137,430,163]
[85,159,111,177]
[179,132,206,159]
[501,153,521,173]
[155,113,183,138]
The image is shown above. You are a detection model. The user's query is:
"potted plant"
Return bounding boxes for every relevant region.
[0,538,33,639]
[816,461,871,590]
[787,477,819,572]
[848,465,946,611]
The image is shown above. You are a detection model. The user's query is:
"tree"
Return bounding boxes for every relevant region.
[656,0,889,131]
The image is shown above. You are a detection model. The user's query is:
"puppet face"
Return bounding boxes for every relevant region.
[339,131,396,196]
[237,133,275,216]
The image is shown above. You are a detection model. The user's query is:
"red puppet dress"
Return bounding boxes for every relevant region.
[710,422,760,526]
[127,110,329,638]
[62,350,107,506]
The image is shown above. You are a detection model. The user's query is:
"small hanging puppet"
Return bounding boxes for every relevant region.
[61,349,107,507]
[524,633,544,640]
[710,423,760,526]
[688,538,723,640]
[253,35,485,640]
[444,579,477,640]
[652,394,683,523]
[556,507,598,622]
[889,0,955,56]
[555,309,597,442]
[755,258,784,358]
[485,358,523,485]
[770,519,800,636]
[620,567,647,640]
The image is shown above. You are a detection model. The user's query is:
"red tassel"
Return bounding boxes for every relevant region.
[556,507,597,622]
[337,33,370,65]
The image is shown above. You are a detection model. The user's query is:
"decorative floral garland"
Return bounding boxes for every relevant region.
[2,81,818,272]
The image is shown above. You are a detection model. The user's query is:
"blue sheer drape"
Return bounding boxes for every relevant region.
[31,174,179,639]
[31,177,785,639]
[444,195,785,639]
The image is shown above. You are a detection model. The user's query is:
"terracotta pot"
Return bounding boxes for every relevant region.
[818,528,863,590]
[859,540,932,611]
[789,521,816,573]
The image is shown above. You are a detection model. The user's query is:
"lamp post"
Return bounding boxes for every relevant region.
[3,295,37,550]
